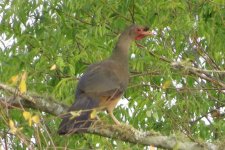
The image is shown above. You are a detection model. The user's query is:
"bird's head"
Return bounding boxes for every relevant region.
[128,24,152,40]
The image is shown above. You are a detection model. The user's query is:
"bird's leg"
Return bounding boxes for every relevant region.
[107,110,121,125]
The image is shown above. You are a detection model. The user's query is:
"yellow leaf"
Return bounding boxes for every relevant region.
[9,120,17,134]
[19,79,27,94]
[28,118,32,126]
[19,72,27,94]
[23,111,33,126]
[162,80,171,89]
[9,75,19,85]
[32,115,40,124]
[9,120,15,128]
[50,64,57,70]
[23,111,32,120]
[69,110,81,119]
[90,109,97,119]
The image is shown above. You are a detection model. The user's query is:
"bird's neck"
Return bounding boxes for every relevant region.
[110,34,132,65]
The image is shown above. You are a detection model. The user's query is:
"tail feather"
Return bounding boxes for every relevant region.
[58,95,99,135]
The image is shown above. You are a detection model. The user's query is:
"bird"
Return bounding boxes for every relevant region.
[58,24,152,134]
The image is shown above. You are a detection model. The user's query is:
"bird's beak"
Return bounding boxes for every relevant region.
[135,30,152,40]
[141,31,152,36]
[141,27,153,36]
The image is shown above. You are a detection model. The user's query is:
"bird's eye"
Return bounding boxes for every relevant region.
[144,27,149,31]
[136,28,141,32]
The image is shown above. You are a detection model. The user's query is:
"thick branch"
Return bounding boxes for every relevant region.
[88,122,218,150]
[0,83,68,116]
[0,83,36,103]
[0,82,220,149]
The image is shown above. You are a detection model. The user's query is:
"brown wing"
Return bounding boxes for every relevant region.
[76,63,125,97]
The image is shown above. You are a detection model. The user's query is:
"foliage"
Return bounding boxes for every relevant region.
[0,0,224,149]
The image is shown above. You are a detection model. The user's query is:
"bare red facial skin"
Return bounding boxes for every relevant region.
[135,34,146,40]
[134,27,152,40]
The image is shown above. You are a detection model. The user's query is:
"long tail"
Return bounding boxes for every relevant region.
[58,95,99,135]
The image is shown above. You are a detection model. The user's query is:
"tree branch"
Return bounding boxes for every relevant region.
[147,50,225,94]
[89,122,219,150]
[0,83,68,116]
[0,82,221,149]
[171,61,225,94]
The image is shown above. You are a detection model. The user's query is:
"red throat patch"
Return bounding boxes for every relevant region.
[135,35,146,40]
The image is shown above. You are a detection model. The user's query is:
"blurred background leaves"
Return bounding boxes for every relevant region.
[0,0,224,149]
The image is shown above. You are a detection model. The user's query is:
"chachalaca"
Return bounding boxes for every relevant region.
[58,24,152,134]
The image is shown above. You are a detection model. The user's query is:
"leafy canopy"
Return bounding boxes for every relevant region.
[0,0,224,149]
